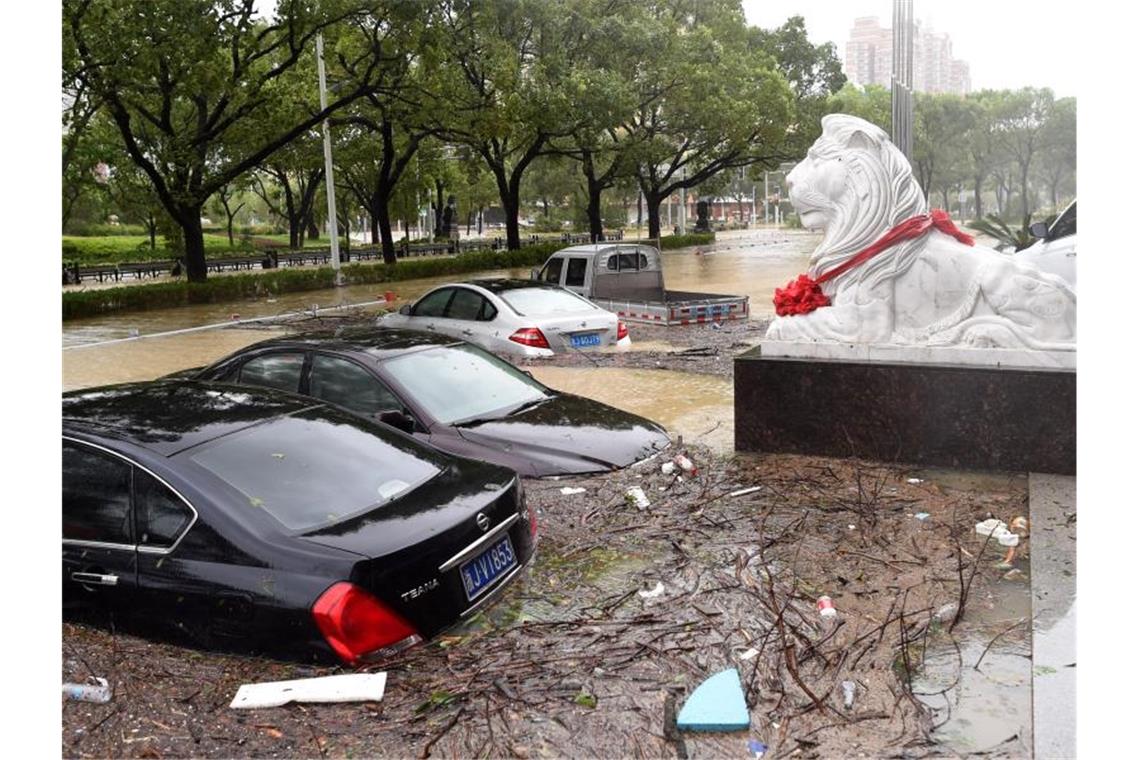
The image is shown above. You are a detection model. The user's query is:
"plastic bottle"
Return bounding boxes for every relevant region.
[63,677,112,704]
[817,596,837,619]
[841,681,857,710]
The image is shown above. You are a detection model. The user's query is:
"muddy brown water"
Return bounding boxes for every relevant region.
[62,229,815,347]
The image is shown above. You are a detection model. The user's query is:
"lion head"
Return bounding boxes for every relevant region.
[787,114,927,288]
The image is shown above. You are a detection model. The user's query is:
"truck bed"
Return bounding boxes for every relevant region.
[592,291,749,326]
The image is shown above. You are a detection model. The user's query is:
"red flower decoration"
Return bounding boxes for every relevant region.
[774,274,830,316]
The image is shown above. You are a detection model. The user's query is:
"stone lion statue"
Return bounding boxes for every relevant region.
[765,114,1076,350]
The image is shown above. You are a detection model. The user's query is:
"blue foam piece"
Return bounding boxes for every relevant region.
[676,668,750,732]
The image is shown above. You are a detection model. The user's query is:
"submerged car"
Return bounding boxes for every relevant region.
[1021,199,1076,289]
[380,278,630,357]
[188,328,672,477]
[63,381,536,664]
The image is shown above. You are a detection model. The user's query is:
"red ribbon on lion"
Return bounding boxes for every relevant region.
[773,209,974,317]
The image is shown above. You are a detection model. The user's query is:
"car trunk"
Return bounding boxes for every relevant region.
[535,312,618,352]
[298,463,533,639]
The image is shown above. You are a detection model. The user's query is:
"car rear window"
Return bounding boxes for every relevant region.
[187,411,442,532]
[498,287,597,316]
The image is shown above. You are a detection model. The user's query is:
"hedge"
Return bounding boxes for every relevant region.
[61,234,715,321]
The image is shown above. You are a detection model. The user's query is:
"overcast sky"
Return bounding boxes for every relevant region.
[740,1,1077,98]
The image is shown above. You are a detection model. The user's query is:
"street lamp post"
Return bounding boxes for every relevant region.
[316,33,342,286]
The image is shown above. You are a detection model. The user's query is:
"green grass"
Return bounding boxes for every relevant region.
[62,234,256,265]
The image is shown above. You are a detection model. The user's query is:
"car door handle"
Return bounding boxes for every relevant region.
[462,329,474,336]
[71,572,119,587]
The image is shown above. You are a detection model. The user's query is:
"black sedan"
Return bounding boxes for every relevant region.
[63,381,536,664]
[187,328,672,476]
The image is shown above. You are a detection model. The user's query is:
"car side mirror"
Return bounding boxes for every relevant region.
[1029,222,1049,240]
[377,409,416,434]
[398,304,412,316]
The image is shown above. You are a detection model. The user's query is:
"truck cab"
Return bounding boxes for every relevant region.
[534,244,666,300]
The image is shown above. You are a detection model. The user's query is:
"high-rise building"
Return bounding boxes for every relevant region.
[843,16,971,95]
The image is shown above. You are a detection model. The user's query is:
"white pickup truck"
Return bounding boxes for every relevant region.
[532,243,749,326]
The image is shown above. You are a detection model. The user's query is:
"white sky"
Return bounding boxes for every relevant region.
[740,0,1077,98]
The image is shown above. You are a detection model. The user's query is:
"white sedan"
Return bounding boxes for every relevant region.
[380,278,631,357]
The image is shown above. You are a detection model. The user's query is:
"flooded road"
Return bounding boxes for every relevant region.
[61,230,802,441]
[62,267,533,347]
[62,229,815,347]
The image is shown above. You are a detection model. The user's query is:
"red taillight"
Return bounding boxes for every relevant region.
[311,582,421,664]
[509,327,550,349]
[616,320,629,341]
[525,494,538,538]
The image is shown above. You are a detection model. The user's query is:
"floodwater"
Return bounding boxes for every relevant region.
[529,366,734,453]
[62,229,815,347]
[62,267,532,347]
[906,468,1034,756]
[660,228,815,314]
[61,231,797,438]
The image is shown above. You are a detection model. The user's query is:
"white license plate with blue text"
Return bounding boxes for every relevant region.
[460,535,517,602]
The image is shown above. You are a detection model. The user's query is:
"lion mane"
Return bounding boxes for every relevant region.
[802,115,927,297]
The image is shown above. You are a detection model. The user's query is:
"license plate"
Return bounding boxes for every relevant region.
[459,535,517,602]
[570,332,601,348]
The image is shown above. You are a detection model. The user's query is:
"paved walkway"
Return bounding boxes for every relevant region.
[1029,473,1076,759]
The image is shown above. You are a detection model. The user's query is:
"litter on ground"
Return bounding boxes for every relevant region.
[559,487,586,496]
[676,668,750,732]
[230,672,388,709]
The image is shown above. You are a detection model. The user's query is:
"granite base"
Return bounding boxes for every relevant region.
[734,344,1076,474]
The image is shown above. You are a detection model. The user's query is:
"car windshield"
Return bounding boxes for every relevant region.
[382,344,550,425]
[187,410,442,532]
[498,287,596,316]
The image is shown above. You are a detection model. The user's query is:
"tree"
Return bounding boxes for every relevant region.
[251,128,326,249]
[212,179,251,247]
[435,0,596,249]
[750,14,846,153]
[621,0,795,239]
[1035,96,1076,211]
[990,87,1055,219]
[912,93,975,202]
[826,83,891,133]
[64,0,396,281]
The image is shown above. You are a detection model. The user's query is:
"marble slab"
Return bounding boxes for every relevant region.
[759,340,1076,371]
[735,346,1075,474]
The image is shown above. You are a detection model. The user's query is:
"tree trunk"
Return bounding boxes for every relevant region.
[973,176,984,219]
[147,214,157,251]
[478,206,484,235]
[370,213,380,245]
[645,192,663,241]
[637,193,643,228]
[180,209,207,283]
[1019,162,1031,219]
[434,179,445,238]
[586,180,604,241]
[377,197,397,265]
[306,212,319,241]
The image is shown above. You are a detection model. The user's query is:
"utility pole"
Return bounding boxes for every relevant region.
[891,0,914,160]
[316,33,342,285]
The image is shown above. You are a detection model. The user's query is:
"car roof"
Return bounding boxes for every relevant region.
[63,380,321,457]
[223,327,461,362]
[462,278,560,293]
[553,243,661,257]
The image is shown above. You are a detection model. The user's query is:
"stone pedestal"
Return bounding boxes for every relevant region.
[734,341,1075,474]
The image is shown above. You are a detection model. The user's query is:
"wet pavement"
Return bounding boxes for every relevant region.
[60,228,1066,757]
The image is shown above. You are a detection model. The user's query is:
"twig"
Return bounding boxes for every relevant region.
[973,618,1027,670]
[419,706,466,759]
